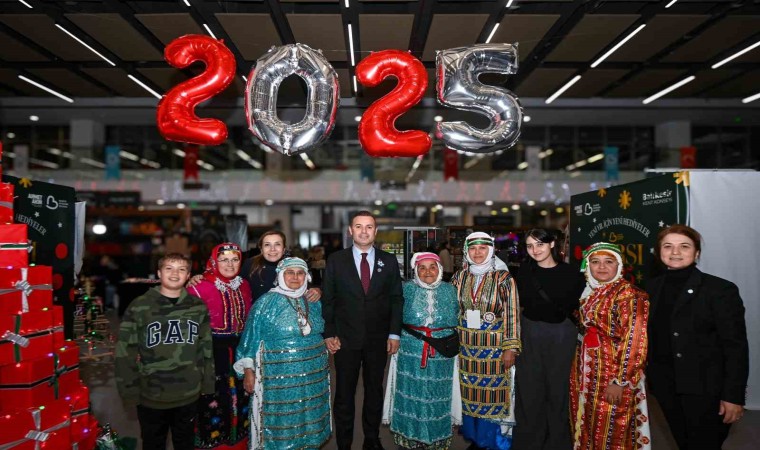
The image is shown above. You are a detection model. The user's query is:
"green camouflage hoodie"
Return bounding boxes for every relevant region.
[115,286,215,409]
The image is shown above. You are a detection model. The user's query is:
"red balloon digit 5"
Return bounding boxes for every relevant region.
[356,50,431,158]
[157,34,236,146]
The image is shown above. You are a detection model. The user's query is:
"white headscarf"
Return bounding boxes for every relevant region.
[271,257,312,299]
[580,242,624,299]
[464,231,496,276]
[411,252,443,289]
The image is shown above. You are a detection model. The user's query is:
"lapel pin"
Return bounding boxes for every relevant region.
[687,289,694,294]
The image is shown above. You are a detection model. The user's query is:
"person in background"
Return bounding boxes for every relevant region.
[570,243,650,450]
[382,252,460,449]
[452,231,521,450]
[647,225,748,450]
[234,257,331,449]
[115,253,215,450]
[438,242,454,282]
[188,243,252,450]
[321,210,404,450]
[513,229,585,450]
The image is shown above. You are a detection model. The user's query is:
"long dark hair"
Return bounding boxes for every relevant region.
[524,228,562,265]
[250,230,287,278]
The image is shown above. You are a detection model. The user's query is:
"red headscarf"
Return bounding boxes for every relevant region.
[203,242,243,283]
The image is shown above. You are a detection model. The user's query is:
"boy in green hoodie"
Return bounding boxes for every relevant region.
[115,253,215,450]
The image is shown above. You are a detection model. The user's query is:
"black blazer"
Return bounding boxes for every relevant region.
[321,247,404,350]
[646,268,749,405]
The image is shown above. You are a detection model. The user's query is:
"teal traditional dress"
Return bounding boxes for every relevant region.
[234,291,331,449]
[383,281,461,449]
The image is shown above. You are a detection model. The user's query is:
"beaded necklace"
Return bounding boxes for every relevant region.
[286,296,311,336]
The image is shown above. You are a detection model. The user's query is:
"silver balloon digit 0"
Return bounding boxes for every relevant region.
[436,43,523,154]
[246,44,340,156]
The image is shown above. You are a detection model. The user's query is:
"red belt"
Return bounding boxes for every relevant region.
[584,326,601,349]
[406,324,447,369]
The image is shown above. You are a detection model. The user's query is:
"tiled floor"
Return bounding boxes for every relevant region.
[83,311,758,449]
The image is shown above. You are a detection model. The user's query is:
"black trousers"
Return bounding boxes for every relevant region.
[137,402,197,450]
[649,364,731,450]
[512,316,577,450]
[333,343,388,449]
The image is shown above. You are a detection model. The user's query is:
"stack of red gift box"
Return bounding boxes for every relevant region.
[0,154,99,449]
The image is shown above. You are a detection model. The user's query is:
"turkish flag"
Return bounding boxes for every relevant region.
[184,144,200,181]
[680,146,697,169]
[443,148,459,181]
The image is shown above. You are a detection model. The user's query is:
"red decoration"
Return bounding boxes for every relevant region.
[183,144,200,181]
[0,266,54,314]
[356,50,431,158]
[0,307,64,365]
[54,243,68,259]
[443,148,459,181]
[156,34,236,146]
[680,146,697,168]
[0,182,13,224]
[0,224,30,267]
[0,399,71,449]
[52,273,64,290]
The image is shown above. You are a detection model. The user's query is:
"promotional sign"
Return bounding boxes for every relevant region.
[2,175,76,338]
[570,172,689,288]
[604,146,619,181]
[104,145,121,180]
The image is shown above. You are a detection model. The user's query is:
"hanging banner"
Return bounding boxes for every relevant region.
[570,172,689,289]
[680,146,697,168]
[2,174,76,338]
[184,144,200,181]
[443,148,459,181]
[104,145,121,180]
[604,146,619,181]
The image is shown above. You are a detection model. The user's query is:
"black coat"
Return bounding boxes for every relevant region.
[321,247,404,350]
[646,268,749,405]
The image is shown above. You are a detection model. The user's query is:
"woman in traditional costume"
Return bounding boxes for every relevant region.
[569,242,650,450]
[382,252,460,449]
[234,257,331,449]
[452,232,521,450]
[188,243,253,450]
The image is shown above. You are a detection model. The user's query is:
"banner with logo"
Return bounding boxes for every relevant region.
[604,146,619,181]
[105,145,121,180]
[569,172,689,288]
[2,174,76,338]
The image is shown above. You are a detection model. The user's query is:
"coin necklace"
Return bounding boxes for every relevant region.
[287,296,311,336]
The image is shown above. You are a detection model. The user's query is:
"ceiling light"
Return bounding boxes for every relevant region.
[119,150,139,161]
[434,115,443,122]
[485,23,500,44]
[300,153,316,170]
[435,204,443,210]
[517,162,528,170]
[55,24,115,66]
[506,0,514,7]
[177,203,186,209]
[47,148,61,155]
[202,24,217,40]
[344,0,350,8]
[545,75,581,104]
[354,115,362,122]
[29,115,39,122]
[374,199,383,206]
[742,91,760,104]
[555,207,564,213]
[485,200,494,206]
[570,171,581,178]
[574,160,588,168]
[173,148,186,157]
[500,207,508,213]
[527,200,536,206]
[665,0,678,8]
[79,157,105,168]
[62,152,74,159]
[540,210,548,216]
[642,76,695,104]
[128,74,162,99]
[511,204,520,210]
[241,75,247,83]
[6,132,16,139]
[92,223,107,235]
[353,75,358,94]
[347,24,356,66]
[29,158,59,169]
[587,153,604,163]
[591,24,646,68]
[182,0,191,6]
[711,39,760,69]
[523,115,531,123]
[18,0,33,8]
[156,199,165,205]
[491,210,498,216]
[18,75,74,103]
[264,199,274,206]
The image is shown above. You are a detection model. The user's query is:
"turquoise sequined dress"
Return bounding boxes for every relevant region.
[234,291,331,450]
[384,281,460,449]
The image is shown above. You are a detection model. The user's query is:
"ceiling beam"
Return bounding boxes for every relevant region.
[475,0,513,44]
[408,0,436,60]
[264,0,296,45]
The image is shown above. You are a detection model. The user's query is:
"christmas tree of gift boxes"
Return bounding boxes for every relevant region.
[0,152,99,449]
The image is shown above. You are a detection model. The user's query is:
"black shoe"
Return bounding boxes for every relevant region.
[363,439,385,450]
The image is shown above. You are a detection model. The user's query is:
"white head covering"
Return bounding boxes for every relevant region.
[271,257,312,299]
[411,252,443,289]
[464,231,496,275]
[580,242,624,298]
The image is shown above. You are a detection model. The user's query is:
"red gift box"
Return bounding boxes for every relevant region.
[0,182,13,224]
[0,399,71,449]
[0,224,30,267]
[72,415,97,450]
[0,266,54,314]
[0,306,64,365]
[65,383,90,442]
[0,340,80,412]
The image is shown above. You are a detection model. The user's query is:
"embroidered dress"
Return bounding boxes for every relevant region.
[383,281,460,449]
[570,278,650,450]
[451,269,520,450]
[234,291,331,449]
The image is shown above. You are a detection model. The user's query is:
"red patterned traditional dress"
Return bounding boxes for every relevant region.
[570,278,650,450]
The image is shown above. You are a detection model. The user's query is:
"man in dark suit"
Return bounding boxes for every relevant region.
[322,210,404,450]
